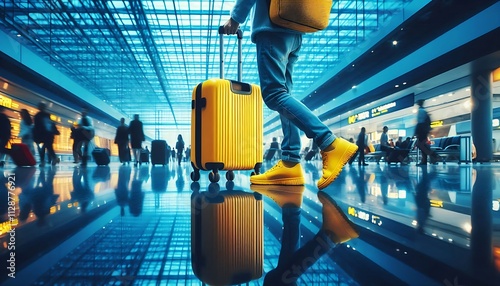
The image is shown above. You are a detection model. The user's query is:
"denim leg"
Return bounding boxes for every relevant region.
[255,32,335,160]
[280,113,301,162]
[278,207,301,269]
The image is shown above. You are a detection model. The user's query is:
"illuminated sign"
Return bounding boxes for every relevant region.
[348,206,383,226]
[493,200,499,212]
[347,93,414,124]
[494,67,500,82]
[348,111,370,124]
[431,120,443,128]
[0,95,13,109]
[371,102,396,117]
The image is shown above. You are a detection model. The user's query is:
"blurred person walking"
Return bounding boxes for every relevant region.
[128,114,145,167]
[0,106,11,168]
[414,100,440,165]
[115,118,130,165]
[18,109,35,156]
[175,134,185,165]
[33,102,58,166]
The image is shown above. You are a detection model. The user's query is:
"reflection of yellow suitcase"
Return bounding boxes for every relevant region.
[269,0,333,32]
[191,28,263,183]
[191,190,263,285]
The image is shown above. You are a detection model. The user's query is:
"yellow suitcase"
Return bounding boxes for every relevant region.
[269,0,333,33]
[191,189,264,285]
[191,28,263,183]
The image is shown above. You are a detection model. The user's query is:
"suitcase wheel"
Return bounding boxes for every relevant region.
[190,170,200,181]
[208,171,220,183]
[225,170,235,181]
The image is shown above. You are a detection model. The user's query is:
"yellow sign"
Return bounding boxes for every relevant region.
[430,120,443,128]
[493,67,500,82]
[0,95,12,109]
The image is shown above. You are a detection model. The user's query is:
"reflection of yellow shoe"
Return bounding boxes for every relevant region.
[250,160,305,185]
[250,185,304,208]
[318,191,359,244]
[318,138,358,189]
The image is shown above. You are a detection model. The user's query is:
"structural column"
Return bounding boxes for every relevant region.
[470,69,493,162]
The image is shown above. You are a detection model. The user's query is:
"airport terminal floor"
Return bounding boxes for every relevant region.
[1,156,499,286]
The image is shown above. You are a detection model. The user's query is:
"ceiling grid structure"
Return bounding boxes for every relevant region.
[0,0,410,141]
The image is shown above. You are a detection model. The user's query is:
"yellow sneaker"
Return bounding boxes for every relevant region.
[250,160,305,185]
[318,191,359,244]
[317,138,358,189]
[250,185,304,208]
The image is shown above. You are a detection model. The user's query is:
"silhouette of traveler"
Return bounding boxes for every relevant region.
[18,109,35,156]
[349,127,368,166]
[33,102,59,166]
[379,126,393,162]
[414,100,440,165]
[0,106,11,168]
[128,114,145,168]
[176,134,185,165]
[78,108,95,167]
[223,1,358,189]
[115,118,130,165]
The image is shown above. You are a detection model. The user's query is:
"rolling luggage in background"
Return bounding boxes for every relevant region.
[125,147,132,162]
[191,189,263,285]
[151,140,167,166]
[10,143,36,166]
[140,149,149,164]
[191,27,263,183]
[92,148,110,166]
[386,149,410,164]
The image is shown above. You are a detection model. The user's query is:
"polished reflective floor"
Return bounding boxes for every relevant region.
[1,158,499,285]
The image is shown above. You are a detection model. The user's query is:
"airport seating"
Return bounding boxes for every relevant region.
[432,136,461,163]
[409,136,462,164]
[364,144,385,164]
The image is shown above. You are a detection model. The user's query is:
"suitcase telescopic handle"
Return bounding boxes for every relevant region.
[218,26,243,81]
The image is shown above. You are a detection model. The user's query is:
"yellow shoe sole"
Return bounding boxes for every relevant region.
[250,176,305,186]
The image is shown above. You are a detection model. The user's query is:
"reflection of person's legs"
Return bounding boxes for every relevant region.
[265,230,334,286]
[265,192,358,285]
[251,32,357,189]
[278,207,301,266]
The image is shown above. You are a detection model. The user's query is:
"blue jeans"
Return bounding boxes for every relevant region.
[255,32,335,163]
